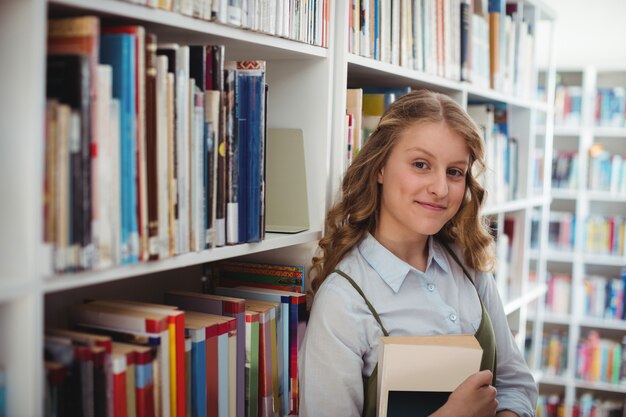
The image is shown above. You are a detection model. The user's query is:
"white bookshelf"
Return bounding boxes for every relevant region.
[0,0,558,415]
[531,67,626,416]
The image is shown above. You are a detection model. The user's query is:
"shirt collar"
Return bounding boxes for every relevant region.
[358,234,452,293]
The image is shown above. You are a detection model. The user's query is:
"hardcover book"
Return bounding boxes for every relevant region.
[377,334,483,417]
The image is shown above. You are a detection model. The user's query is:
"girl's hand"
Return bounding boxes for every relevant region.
[431,370,498,417]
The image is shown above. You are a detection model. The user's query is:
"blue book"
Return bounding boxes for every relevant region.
[235,61,266,243]
[187,327,207,417]
[100,34,138,264]
[237,74,250,244]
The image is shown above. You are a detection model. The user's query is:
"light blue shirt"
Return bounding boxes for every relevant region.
[299,233,537,417]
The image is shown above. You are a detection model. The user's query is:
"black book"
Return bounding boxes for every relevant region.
[46,54,92,271]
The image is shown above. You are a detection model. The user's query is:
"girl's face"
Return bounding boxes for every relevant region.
[376,121,469,243]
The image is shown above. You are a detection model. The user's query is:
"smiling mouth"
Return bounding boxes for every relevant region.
[417,201,446,210]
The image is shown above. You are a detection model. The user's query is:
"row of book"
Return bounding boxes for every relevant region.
[585,215,626,257]
[582,273,626,321]
[541,330,569,377]
[554,85,583,127]
[44,16,269,272]
[467,103,519,206]
[551,150,579,190]
[44,260,306,417]
[545,273,571,316]
[595,87,626,128]
[537,394,626,417]
[118,0,329,47]
[344,87,410,166]
[576,331,626,386]
[551,147,626,195]
[348,0,536,97]
[530,211,626,256]
[545,272,626,321]
[588,145,626,195]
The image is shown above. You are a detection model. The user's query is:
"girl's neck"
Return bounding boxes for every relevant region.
[372,230,430,272]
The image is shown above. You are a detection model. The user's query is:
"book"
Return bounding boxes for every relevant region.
[244,311,260,417]
[242,300,279,417]
[100,33,139,265]
[181,312,226,417]
[377,334,483,417]
[211,260,305,293]
[103,26,148,263]
[223,65,239,245]
[164,291,245,417]
[345,89,363,155]
[45,328,114,417]
[48,16,100,270]
[46,54,91,272]
[233,60,266,243]
[264,128,309,233]
[214,285,305,415]
[85,299,186,417]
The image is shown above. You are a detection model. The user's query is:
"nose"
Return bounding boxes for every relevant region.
[427,170,448,197]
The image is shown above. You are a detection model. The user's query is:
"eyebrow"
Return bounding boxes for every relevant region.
[405,146,469,166]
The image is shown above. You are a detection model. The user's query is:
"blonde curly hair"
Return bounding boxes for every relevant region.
[310,90,495,293]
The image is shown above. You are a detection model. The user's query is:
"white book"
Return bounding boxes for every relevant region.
[377,334,482,417]
[156,55,170,259]
[109,99,122,266]
[95,65,114,269]
[205,91,220,248]
[176,45,190,254]
[191,88,205,252]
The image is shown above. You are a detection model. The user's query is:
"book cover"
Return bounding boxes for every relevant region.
[212,260,305,293]
[377,334,483,417]
[103,26,148,263]
[145,32,160,261]
[234,60,266,243]
[182,312,226,417]
[100,33,139,265]
[244,311,260,417]
[156,54,171,260]
[223,65,239,245]
[242,301,277,417]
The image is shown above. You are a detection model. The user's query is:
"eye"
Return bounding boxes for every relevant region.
[413,161,428,169]
[447,168,465,177]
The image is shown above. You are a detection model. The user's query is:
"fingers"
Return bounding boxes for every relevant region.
[464,369,494,388]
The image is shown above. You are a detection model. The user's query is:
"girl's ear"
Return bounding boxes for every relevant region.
[377,167,384,184]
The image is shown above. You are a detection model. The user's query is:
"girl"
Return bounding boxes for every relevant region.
[299,90,537,417]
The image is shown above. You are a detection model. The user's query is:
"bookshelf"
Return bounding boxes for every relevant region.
[530,67,626,416]
[0,0,557,416]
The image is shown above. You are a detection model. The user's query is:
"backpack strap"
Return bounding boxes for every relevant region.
[333,269,389,337]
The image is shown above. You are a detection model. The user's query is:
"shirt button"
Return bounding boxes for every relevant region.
[449,313,457,322]
[427,283,435,292]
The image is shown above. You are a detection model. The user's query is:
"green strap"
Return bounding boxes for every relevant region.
[333,269,389,337]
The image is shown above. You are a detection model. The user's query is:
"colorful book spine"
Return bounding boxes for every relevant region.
[100,33,139,265]
[213,260,305,293]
